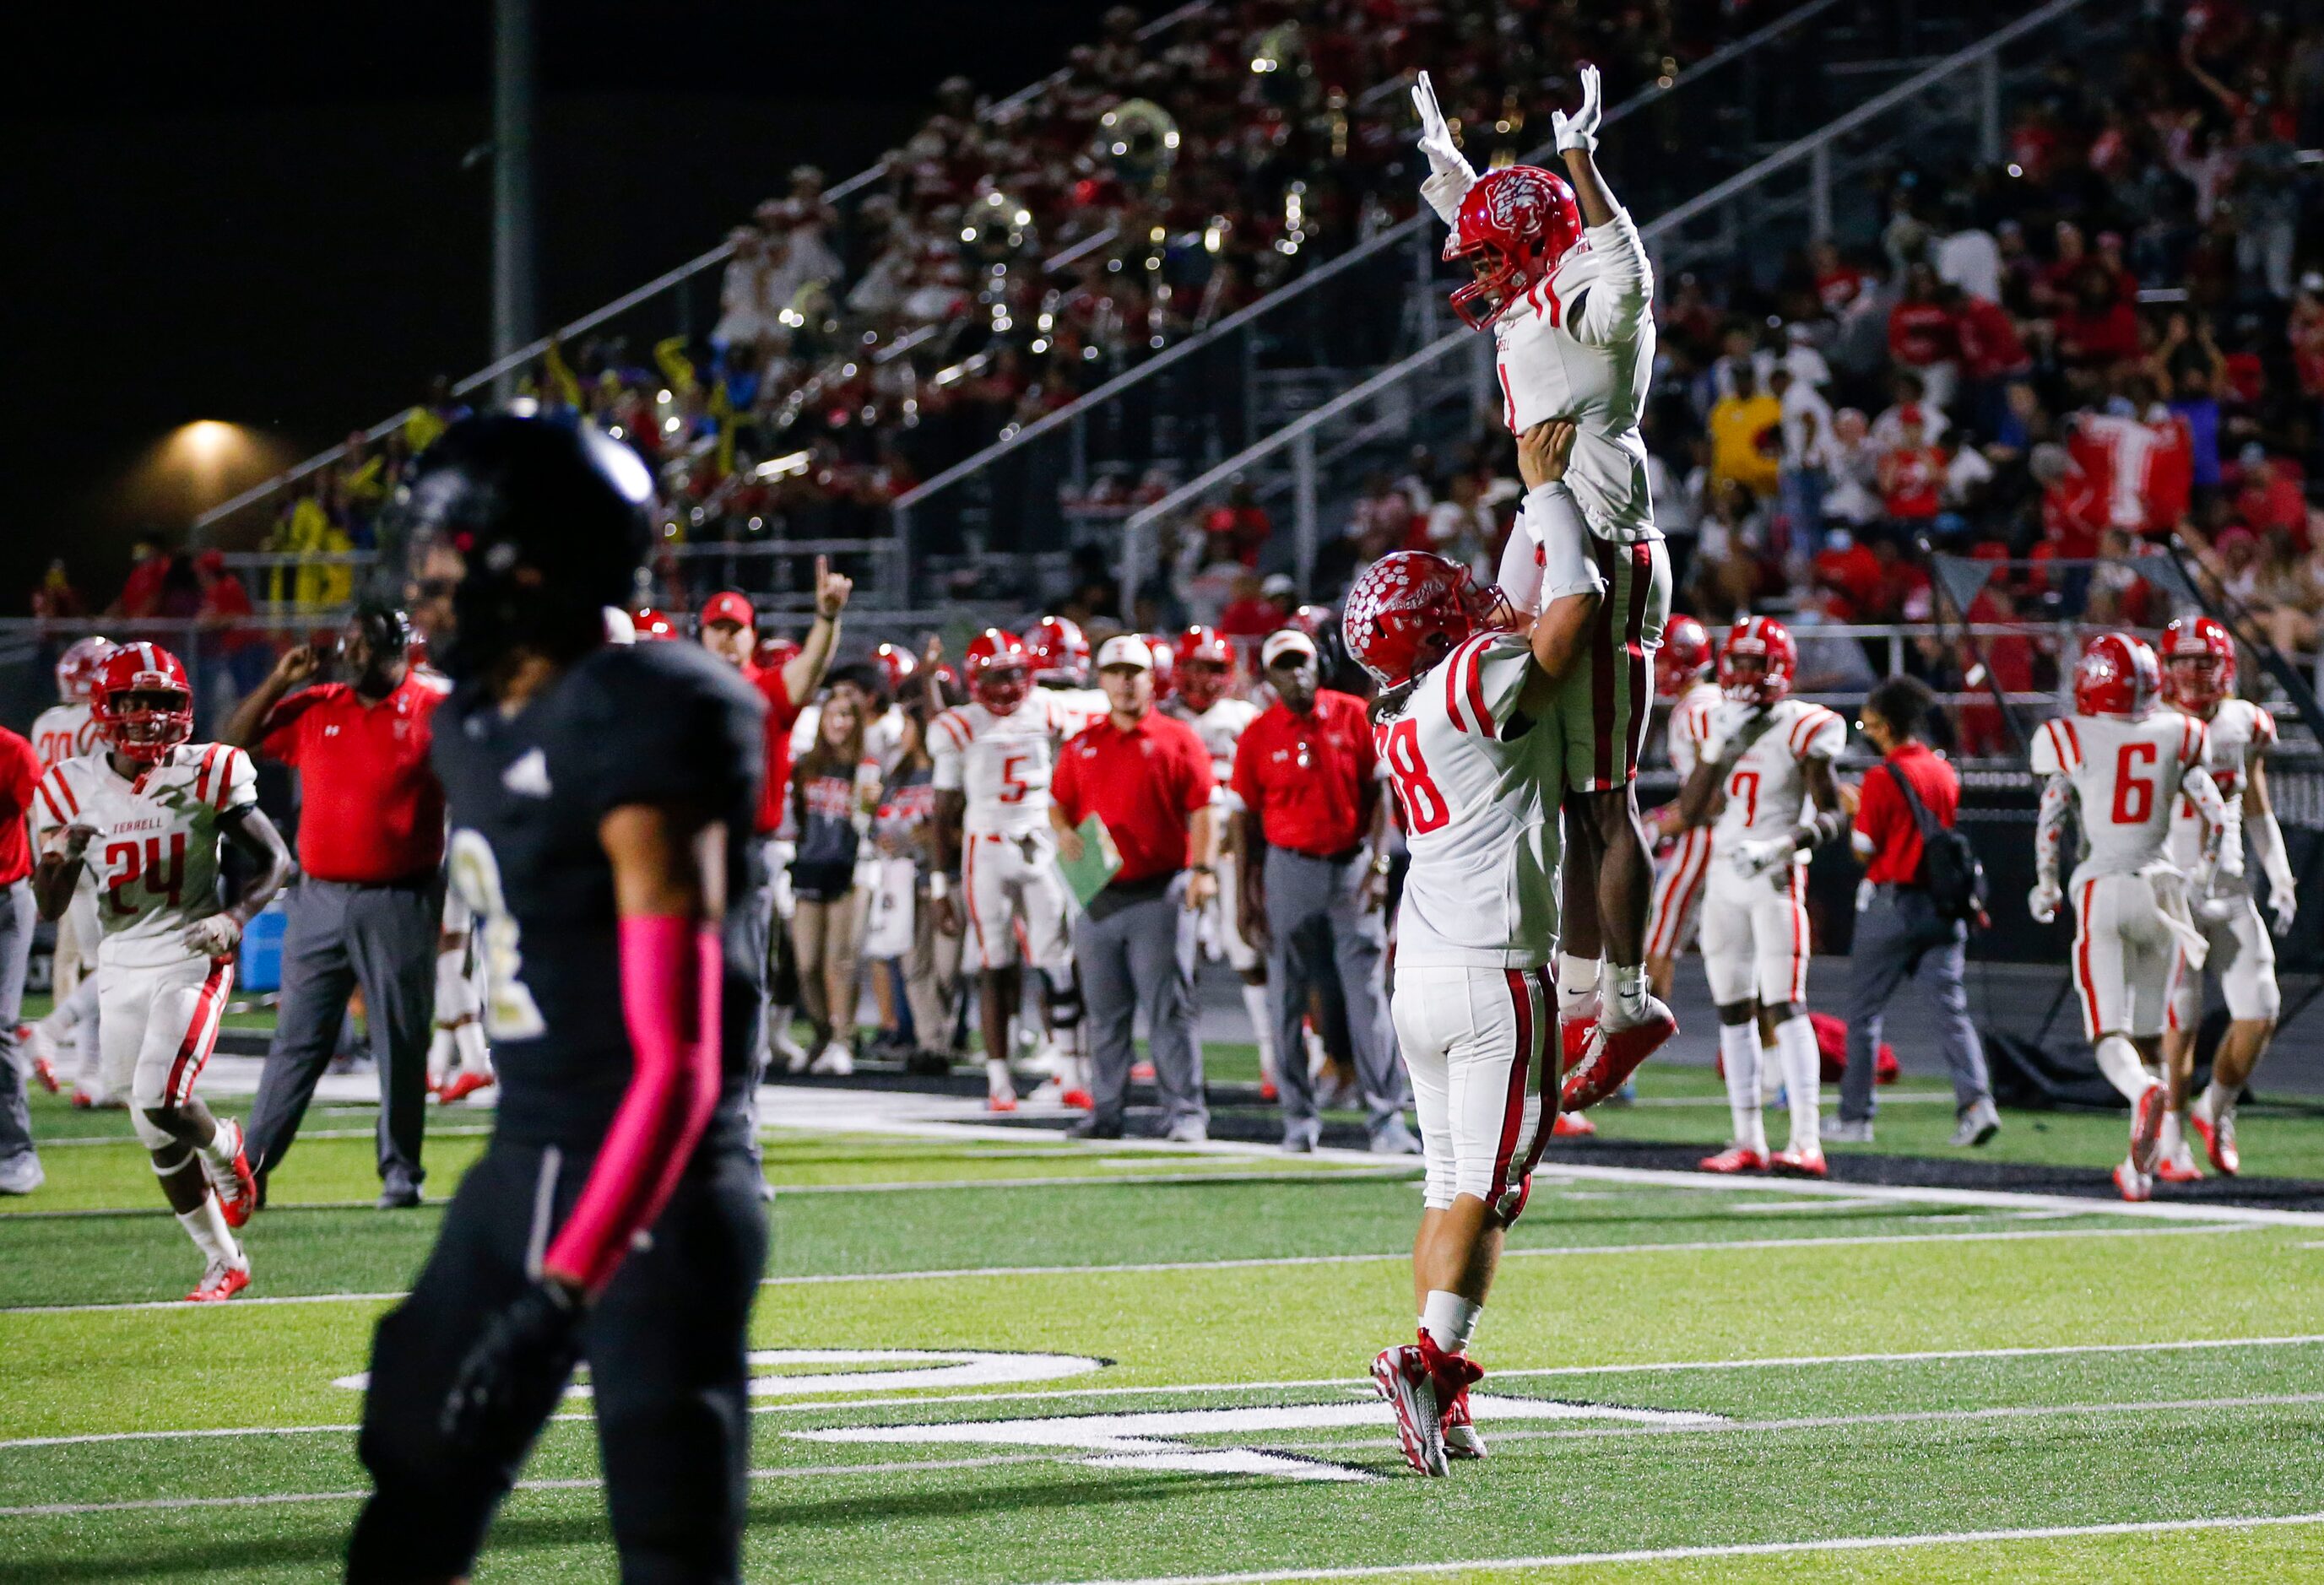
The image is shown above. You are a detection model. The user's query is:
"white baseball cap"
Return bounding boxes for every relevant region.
[1260,629,1319,669]
[1096,634,1155,671]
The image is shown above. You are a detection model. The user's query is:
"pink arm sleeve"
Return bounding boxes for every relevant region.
[544,915,723,1294]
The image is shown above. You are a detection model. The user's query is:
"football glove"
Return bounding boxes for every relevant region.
[2270,888,2298,936]
[2028,880,2061,925]
[182,916,242,957]
[440,1278,584,1461]
[1552,63,1603,154]
[1411,71,1476,224]
[1731,836,1793,879]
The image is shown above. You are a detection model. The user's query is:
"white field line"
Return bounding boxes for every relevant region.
[0,1220,2234,1317]
[34,1127,498,1150]
[1044,1512,2324,1585]
[0,1452,1056,1517]
[11,1332,2323,1452]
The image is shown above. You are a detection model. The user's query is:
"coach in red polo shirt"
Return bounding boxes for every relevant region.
[1231,628,1414,1155]
[1051,635,1216,1140]
[0,723,44,1192]
[1832,675,1996,1148]
[225,603,448,1207]
[696,559,850,1091]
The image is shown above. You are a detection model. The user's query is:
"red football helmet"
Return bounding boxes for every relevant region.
[1341,551,1498,689]
[1718,616,1796,707]
[2158,614,2235,713]
[1143,636,1176,699]
[55,636,116,705]
[1287,603,1335,640]
[1655,615,1712,701]
[753,636,802,674]
[1444,165,1585,332]
[964,628,1032,715]
[871,641,918,698]
[91,642,194,765]
[631,607,680,641]
[1174,625,1233,710]
[1024,615,1092,686]
[2074,631,2160,718]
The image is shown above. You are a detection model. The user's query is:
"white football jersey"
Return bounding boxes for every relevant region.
[1709,699,1845,857]
[2031,711,2210,885]
[30,743,255,969]
[1041,684,1112,743]
[30,701,100,773]
[1173,695,1264,809]
[931,694,1069,837]
[2167,698,2273,883]
[1379,633,1561,967]
[1492,207,1658,543]
[1664,681,1722,778]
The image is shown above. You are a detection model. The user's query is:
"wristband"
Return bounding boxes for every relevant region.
[927,873,951,901]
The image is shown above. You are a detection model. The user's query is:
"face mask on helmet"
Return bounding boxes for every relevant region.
[975,665,1031,715]
[2164,656,2224,711]
[1177,660,1227,711]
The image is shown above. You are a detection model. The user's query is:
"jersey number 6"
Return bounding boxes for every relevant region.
[1381,719,1449,835]
[2111,741,2157,825]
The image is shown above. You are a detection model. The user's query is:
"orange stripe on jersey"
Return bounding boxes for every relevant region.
[1444,639,1471,733]
[2060,719,2082,769]
[34,773,68,827]
[193,744,219,805]
[214,749,242,809]
[1462,636,1495,741]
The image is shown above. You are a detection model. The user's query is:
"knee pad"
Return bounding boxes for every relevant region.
[1040,970,1084,1030]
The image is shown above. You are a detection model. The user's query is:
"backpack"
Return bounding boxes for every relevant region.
[1885,760,1988,926]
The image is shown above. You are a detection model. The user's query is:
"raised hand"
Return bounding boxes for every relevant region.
[1552,63,1603,154]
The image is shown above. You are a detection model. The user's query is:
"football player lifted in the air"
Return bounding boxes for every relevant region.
[30,644,292,1298]
[1350,419,1601,1478]
[2030,634,2230,1202]
[2156,616,2292,1179]
[1675,618,1850,1178]
[1414,62,1674,1108]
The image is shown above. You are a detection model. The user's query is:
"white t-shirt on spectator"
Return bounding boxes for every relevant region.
[1646,453,1697,537]
[1934,228,2002,304]
[1823,440,1884,527]
[1944,444,1995,506]
[1871,401,1950,453]
[1780,381,1835,470]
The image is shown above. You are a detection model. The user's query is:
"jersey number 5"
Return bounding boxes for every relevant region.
[1381,719,1449,835]
[447,828,549,1041]
[2111,741,2158,825]
[999,753,1032,804]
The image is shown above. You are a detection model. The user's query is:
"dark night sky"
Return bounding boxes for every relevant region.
[0,1,1128,607]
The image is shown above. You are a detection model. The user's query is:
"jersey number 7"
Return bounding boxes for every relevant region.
[1380,720,1449,835]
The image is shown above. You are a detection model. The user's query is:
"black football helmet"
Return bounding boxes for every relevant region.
[382,414,656,682]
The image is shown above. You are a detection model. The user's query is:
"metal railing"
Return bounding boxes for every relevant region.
[1113,0,2117,613]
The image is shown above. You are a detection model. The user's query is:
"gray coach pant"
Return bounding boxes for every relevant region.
[1264,848,1408,1145]
[247,876,442,1191]
[1840,884,1992,1123]
[1075,875,1205,1133]
[0,881,35,1169]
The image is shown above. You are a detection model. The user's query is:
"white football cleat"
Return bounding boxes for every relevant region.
[2112,1159,2153,1203]
[808,1041,854,1076]
[1370,1344,1447,1477]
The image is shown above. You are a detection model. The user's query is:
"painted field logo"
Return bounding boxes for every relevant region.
[794,1395,1726,1483]
[333,1348,1105,1400]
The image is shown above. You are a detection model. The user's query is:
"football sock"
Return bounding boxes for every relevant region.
[427,1026,453,1086]
[2158,1107,2186,1161]
[1718,1024,1765,1154]
[1242,985,1278,1082]
[2093,1035,2152,1105]
[198,1119,238,1172]
[1421,1290,1482,1355]
[1555,954,1601,1020]
[1774,1015,1820,1151]
[176,1193,239,1267]
[2201,1079,2237,1127]
[1608,962,1651,1027]
[1758,1040,1785,1109]
[454,1020,491,1077]
[985,1058,1013,1095]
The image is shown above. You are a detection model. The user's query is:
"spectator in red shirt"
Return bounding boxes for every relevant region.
[225,603,449,1207]
[192,550,272,704]
[1231,628,1412,1155]
[1203,483,1272,568]
[1049,634,1216,1140]
[1879,408,1946,525]
[696,560,853,1084]
[2233,446,2308,548]
[110,536,173,619]
[1831,676,1996,1147]
[1216,571,1290,663]
[0,722,43,1192]
[2053,263,2142,369]
[1887,264,1958,408]
[1811,528,1884,621]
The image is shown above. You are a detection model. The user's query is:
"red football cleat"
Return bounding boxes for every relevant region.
[986,1091,1019,1113]
[1059,1088,1093,1111]
[1259,1081,1279,1103]
[2190,1109,2239,1177]
[19,1027,58,1094]
[1698,1144,1769,1174]
[2129,1085,2168,1175]
[2112,1160,2153,1203]
[1558,1014,1596,1079]
[1771,1144,1828,1178]
[70,1089,95,1110]
[208,1120,258,1229]
[1370,1344,1448,1477]
[1551,1110,1595,1137]
[187,1260,251,1303]
[1417,1333,1486,1460]
[2155,1149,2203,1184]
[437,1071,496,1106]
[1442,1383,1487,1459]
[1562,1002,1677,1113]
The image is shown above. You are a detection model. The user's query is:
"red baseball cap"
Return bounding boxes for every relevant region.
[701,591,756,629]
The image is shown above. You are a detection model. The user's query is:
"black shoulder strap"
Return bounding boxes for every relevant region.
[1884,759,1938,838]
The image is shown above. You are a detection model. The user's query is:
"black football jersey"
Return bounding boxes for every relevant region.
[433,641,765,1147]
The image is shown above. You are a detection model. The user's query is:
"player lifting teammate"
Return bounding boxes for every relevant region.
[1679,618,1850,1177]
[1415,62,1676,1106]
[929,630,1081,1111]
[2030,634,2229,1203]
[30,643,291,1299]
[1352,420,1602,1478]
[2157,616,2293,1179]
[349,414,767,1581]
